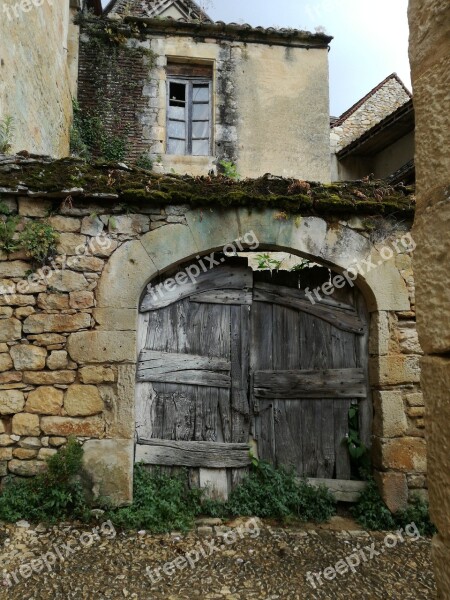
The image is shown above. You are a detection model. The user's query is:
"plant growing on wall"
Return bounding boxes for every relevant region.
[256,253,284,273]
[19,221,59,265]
[0,116,14,154]
[0,215,21,254]
[219,160,240,180]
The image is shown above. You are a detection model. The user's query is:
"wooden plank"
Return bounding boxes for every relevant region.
[136,439,251,468]
[306,478,367,502]
[190,289,252,305]
[253,368,366,399]
[137,349,231,388]
[141,265,252,311]
[253,282,365,335]
[230,304,250,443]
[199,468,229,500]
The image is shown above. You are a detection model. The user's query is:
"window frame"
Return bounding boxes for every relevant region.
[166,76,213,157]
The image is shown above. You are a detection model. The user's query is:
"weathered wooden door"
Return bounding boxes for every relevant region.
[251,269,369,482]
[135,258,369,496]
[135,260,253,497]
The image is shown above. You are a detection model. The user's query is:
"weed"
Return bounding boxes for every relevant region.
[0,215,20,254]
[256,253,284,273]
[219,160,240,181]
[0,116,14,154]
[0,438,88,523]
[19,220,59,265]
[106,465,202,532]
[135,154,153,171]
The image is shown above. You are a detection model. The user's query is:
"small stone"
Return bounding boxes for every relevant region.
[0,389,25,414]
[47,350,69,370]
[37,293,70,311]
[197,526,213,536]
[0,318,21,342]
[12,413,40,436]
[23,371,76,385]
[25,386,64,415]
[79,366,115,384]
[37,448,57,460]
[10,344,47,370]
[64,385,104,416]
[19,437,42,449]
[15,306,35,319]
[16,520,30,528]
[0,447,13,460]
[29,334,67,346]
[23,313,91,334]
[48,436,67,447]
[69,291,94,309]
[40,416,104,437]
[0,353,13,372]
[13,447,38,459]
[8,459,46,477]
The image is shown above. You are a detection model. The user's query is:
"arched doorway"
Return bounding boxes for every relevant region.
[134,254,370,497]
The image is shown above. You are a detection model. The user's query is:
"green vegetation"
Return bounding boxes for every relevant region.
[345,403,370,479]
[0,158,415,219]
[0,215,21,254]
[255,253,284,272]
[70,99,128,162]
[135,153,153,171]
[105,465,202,532]
[201,458,336,523]
[0,438,88,523]
[352,478,436,536]
[19,220,59,265]
[0,116,14,154]
[219,160,240,180]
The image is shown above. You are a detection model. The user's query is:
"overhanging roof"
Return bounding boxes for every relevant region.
[337,99,415,159]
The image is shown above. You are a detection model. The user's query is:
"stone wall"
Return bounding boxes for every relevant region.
[331,74,411,153]
[408,0,450,596]
[77,17,331,181]
[0,179,425,509]
[0,0,79,157]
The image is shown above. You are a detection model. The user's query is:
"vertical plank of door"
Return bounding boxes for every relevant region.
[355,291,371,448]
[251,300,275,463]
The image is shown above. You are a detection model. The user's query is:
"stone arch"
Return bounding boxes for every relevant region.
[79,208,410,504]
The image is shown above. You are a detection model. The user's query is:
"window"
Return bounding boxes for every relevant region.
[166,64,213,156]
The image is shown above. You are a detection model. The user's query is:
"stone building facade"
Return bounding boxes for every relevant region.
[0,157,424,510]
[331,74,414,182]
[77,6,332,180]
[408,0,450,595]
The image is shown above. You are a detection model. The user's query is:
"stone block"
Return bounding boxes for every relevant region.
[25,386,64,415]
[81,216,104,236]
[373,390,407,438]
[431,535,450,594]
[37,448,57,460]
[29,333,66,347]
[69,291,94,309]
[12,413,40,436]
[421,356,450,540]
[79,366,116,384]
[47,350,69,370]
[48,216,81,233]
[0,372,22,385]
[56,233,87,255]
[0,261,30,278]
[18,198,52,217]
[49,270,89,292]
[37,293,70,310]
[406,392,424,407]
[109,214,149,235]
[0,390,25,414]
[13,448,38,459]
[0,353,13,372]
[67,331,136,364]
[92,308,136,331]
[141,223,199,272]
[8,459,47,477]
[18,437,41,449]
[0,435,14,446]
[67,255,105,272]
[0,318,22,342]
[373,437,426,473]
[81,439,133,506]
[10,344,47,371]
[368,311,390,356]
[0,448,12,460]
[40,416,104,437]
[96,240,157,309]
[64,385,104,416]
[369,355,420,386]
[23,371,76,385]
[23,313,91,334]
[374,471,408,513]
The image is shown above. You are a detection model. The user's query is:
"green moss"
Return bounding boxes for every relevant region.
[0,158,415,220]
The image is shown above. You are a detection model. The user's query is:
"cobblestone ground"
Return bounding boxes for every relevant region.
[0,518,436,600]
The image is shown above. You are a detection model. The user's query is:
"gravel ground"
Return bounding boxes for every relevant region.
[0,517,436,600]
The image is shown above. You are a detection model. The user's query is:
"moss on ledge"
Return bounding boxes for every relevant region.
[0,157,415,218]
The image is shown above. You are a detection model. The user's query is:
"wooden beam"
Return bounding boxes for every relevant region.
[190,289,252,305]
[136,439,251,468]
[253,368,367,399]
[137,350,231,388]
[141,265,252,311]
[306,478,367,502]
[253,282,365,335]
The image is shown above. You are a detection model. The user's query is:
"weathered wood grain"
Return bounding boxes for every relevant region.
[137,349,231,388]
[136,439,251,468]
[190,289,252,305]
[254,282,365,334]
[141,265,252,311]
[253,368,367,399]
